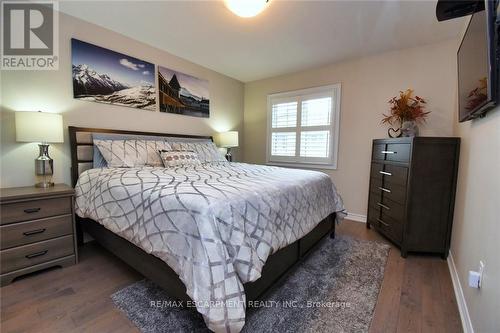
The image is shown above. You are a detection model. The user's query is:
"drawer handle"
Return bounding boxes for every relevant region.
[25,250,48,259]
[23,208,41,214]
[23,228,46,236]
[378,187,391,193]
[377,218,389,227]
[377,202,390,210]
[379,171,392,176]
[381,151,396,154]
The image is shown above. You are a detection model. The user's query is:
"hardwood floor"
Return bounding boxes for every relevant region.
[0,220,462,333]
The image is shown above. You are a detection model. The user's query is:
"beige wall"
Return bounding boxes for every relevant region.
[449,18,500,332]
[243,40,458,216]
[451,108,500,332]
[0,13,244,188]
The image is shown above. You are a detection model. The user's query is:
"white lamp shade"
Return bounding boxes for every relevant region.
[218,131,239,148]
[15,111,64,143]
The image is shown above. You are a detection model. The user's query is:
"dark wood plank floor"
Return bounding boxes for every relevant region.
[0,220,462,333]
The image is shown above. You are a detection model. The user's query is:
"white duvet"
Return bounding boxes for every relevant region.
[75,162,345,332]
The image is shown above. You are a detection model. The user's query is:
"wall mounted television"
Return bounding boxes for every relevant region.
[458,0,499,122]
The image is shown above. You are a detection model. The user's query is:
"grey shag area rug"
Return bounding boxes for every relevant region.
[111,236,390,333]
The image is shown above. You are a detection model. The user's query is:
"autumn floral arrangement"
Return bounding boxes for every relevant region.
[382,89,430,137]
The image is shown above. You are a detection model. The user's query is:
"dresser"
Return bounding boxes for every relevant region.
[0,184,77,286]
[367,137,460,258]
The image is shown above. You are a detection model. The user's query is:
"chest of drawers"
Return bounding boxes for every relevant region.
[367,137,460,258]
[0,184,77,285]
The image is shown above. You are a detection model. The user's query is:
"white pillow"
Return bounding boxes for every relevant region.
[159,150,202,167]
[94,139,171,167]
[170,141,226,163]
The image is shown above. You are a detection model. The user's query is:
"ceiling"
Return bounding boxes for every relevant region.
[59,1,465,82]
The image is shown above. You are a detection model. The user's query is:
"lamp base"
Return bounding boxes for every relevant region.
[35,144,54,188]
[35,181,55,188]
[225,148,233,162]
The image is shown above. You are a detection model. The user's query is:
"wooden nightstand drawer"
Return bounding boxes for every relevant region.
[0,235,74,274]
[1,215,73,250]
[0,197,71,225]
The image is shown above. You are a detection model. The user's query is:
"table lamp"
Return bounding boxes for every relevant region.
[218,131,238,162]
[15,111,64,188]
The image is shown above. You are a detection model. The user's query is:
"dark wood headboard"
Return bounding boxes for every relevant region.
[68,126,213,187]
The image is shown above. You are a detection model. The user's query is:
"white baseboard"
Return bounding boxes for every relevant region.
[345,212,367,223]
[447,251,474,333]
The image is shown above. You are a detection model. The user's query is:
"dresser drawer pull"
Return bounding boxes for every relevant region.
[377,218,389,227]
[25,250,48,259]
[23,207,41,214]
[377,202,390,210]
[381,151,396,154]
[23,228,46,236]
[379,171,392,176]
[378,187,391,193]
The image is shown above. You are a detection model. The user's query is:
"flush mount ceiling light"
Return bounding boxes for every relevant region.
[225,0,270,18]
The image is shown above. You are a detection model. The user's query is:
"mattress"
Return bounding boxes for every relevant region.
[75,162,345,332]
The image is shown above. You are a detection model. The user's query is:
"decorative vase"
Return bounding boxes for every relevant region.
[401,120,419,137]
[387,127,402,138]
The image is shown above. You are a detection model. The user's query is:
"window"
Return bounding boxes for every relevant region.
[266,84,341,169]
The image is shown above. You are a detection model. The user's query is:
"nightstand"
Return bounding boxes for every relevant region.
[0,184,77,286]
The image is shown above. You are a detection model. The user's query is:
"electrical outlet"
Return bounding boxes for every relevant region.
[479,261,485,288]
[469,261,485,289]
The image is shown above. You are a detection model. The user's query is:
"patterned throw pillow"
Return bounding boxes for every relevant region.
[94,140,171,167]
[170,141,226,163]
[159,150,202,167]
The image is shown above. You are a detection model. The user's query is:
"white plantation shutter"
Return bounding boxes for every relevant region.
[272,101,297,128]
[267,84,341,168]
[271,132,296,156]
[300,131,330,158]
[301,97,331,127]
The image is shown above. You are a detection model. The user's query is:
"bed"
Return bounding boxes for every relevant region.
[69,126,345,333]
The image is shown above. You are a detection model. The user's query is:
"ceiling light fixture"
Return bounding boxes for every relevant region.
[224,0,270,18]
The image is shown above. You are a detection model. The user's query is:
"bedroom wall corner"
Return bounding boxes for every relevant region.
[0,12,244,188]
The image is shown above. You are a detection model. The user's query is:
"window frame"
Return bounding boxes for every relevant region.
[266,84,341,170]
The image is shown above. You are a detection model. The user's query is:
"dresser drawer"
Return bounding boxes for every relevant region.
[0,197,71,225]
[384,143,411,163]
[0,235,74,274]
[372,143,387,161]
[370,162,384,181]
[368,189,381,208]
[370,192,405,221]
[367,205,381,227]
[377,198,405,222]
[369,176,383,193]
[378,181,407,205]
[382,164,408,186]
[0,215,73,250]
[378,212,403,243]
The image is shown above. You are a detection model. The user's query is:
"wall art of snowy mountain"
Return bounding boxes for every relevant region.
[71,39,156,111]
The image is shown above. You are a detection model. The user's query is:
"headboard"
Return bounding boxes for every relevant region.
[68,126,213,187]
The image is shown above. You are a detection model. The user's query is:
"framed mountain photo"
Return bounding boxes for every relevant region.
[158,66,209,118]
[71,39,156,111]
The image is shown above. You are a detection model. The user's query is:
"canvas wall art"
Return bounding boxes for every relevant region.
[71,39,156,111]
[158,66,209,117]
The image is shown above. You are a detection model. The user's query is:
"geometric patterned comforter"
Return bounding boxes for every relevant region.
[75,162,345,333]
